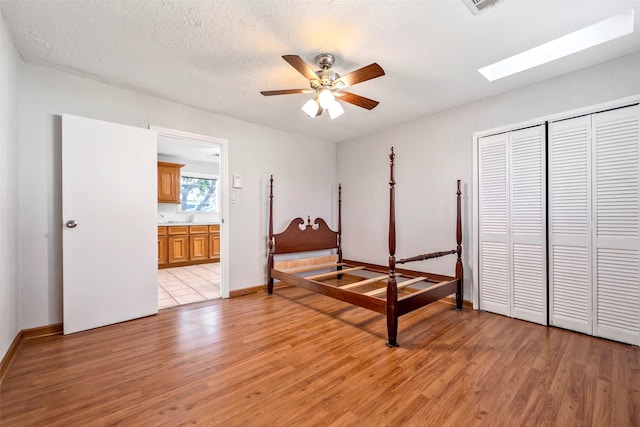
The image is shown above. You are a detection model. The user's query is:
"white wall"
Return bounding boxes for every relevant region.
[0,14,22,360]
[337,52,640,300]
[19,63,336,329]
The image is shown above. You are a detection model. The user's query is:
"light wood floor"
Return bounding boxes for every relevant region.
[2,286,639,426]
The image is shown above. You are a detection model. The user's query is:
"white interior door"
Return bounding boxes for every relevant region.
[478,132,511,316]
[548,115,593,334]
[592,106,640,346]
[509,125,547,325]
[62,114,158,334]
[478,125,547,324]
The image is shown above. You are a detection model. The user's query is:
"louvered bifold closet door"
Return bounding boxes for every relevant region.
[592,106,640,346]
[549,116,592,334]
[478,133,510,316]
[509,126,547,324]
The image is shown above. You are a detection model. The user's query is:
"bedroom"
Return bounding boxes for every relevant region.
[1,1,640,425]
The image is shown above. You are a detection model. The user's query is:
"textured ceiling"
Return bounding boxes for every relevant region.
[2,0,640,142]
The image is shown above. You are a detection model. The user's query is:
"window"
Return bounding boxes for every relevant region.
[179,175,218,212]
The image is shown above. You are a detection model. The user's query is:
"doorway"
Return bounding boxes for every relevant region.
[152,126,229,307]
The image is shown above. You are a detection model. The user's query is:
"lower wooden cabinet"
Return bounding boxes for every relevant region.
[158,237,167,265]
[158,224,220,268]
[168,235,189,263]
[190,235,208,261]
[209,225,220,261]
[158,226,168,266]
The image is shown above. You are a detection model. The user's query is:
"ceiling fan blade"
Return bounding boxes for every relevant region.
[260,89,310,96]
[282,55,322,82]
[337,91,379,110]
[332,63,385,89]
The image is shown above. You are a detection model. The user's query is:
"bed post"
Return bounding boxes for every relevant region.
[455,179,463,310]
[337,183,343,263]
[337,183,343,279]
[268,175,275,295]
[386,147,399,347]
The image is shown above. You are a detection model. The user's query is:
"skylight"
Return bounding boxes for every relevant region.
[479,9,635,82]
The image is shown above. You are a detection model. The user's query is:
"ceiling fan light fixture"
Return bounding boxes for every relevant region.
[317,88,336,109]
[328,101,344,120]
[261,54,385,117]
[301,98,321,118]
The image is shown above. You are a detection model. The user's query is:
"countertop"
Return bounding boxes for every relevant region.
[157,222,219,226]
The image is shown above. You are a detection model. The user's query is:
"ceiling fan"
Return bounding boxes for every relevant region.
[260,54,385,119]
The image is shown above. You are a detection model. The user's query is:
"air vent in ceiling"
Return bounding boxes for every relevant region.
[462,0,501,15]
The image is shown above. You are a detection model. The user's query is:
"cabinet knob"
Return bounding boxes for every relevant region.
[66,220,78,228]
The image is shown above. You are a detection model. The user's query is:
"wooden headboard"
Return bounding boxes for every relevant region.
[268,175,342,257]
[272,217,339,254]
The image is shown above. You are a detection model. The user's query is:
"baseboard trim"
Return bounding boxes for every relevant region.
[22,323,63,340]
[230,284,265,298]
[0,323,64,385]
[229,282,290,298]
[0,330,22,384]
[441,296,473,310]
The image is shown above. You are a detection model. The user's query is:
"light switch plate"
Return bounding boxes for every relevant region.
[233,175,242,189]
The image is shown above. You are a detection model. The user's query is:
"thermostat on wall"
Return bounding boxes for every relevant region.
[233,175,242,189]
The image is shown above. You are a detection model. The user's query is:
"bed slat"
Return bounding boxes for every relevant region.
[280,262,346,274]
[363,276,427,297]
[304,266,365,280]
[339,275,389,290]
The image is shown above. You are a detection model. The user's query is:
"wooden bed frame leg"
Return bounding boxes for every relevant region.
[337,183,343,280]
[454,179,463,310]
[386,270,399,347]
[386,148,399,347]
[268,175,275,295]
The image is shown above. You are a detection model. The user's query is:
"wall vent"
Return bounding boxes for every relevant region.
[462,0,501,15]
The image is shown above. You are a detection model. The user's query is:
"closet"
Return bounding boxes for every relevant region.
[549,105,640,346]
[476,103,640,346]
[478,125,547,325]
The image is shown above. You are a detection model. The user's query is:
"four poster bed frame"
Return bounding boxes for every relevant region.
[267,148,463,347]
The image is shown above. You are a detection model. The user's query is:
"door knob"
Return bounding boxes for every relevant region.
[66,220,78,228]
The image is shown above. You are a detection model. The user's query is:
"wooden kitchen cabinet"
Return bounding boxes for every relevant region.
[168,235,189,263]
[157,226,167,265]
[209,225,220,261]
[189,225,208,261]
[167,226,189,264]
[158,224,220,268]
[157,162,184,204]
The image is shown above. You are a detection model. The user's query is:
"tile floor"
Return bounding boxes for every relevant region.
[158,263,221,309]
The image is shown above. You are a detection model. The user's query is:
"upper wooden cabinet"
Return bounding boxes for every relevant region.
[157,162,184,204]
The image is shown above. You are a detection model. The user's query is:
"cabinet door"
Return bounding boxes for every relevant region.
[158,237,167,265]
[168,235,189,263]
[157,162,182,203]
[209,232,220,261]
[190,235,209,261]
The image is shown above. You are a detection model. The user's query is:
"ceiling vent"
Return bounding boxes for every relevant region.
[462,0,501,15]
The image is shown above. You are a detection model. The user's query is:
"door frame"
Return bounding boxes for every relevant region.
[151,125,230,298]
